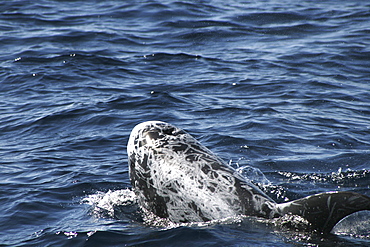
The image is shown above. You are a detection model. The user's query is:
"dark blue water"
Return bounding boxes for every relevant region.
[1,0,370,246]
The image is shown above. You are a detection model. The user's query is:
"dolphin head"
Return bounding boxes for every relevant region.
[128,121,185,154]
[127,121,245,222]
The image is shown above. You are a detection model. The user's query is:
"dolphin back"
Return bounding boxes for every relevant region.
[276,191,370,233]
[128,121,370,233]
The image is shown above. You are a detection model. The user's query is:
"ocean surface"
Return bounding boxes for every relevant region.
[1,0,370,246]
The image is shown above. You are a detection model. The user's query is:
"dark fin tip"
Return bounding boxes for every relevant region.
[278,191,370,234]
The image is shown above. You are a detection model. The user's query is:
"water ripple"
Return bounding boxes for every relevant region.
[1,0,370,246]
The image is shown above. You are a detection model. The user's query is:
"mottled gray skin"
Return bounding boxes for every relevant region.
[128,121,370,233]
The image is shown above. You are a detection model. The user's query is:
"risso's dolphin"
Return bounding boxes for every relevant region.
[127,121,370,233]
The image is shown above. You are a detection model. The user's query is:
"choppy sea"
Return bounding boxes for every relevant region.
[1,0,370,246]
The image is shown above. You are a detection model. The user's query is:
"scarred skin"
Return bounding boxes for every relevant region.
[127,121,370,233]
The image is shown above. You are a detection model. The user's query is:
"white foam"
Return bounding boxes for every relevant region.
[82,189,137,217]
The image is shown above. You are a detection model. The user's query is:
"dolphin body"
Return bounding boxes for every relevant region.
[127,121,370,233]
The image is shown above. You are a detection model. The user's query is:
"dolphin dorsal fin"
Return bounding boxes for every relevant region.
[276,191,370,233]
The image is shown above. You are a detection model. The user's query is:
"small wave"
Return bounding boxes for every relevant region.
[278,168,370,185]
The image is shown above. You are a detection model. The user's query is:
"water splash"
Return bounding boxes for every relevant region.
[236,165,271,186]
[229,158,291,202]
[82,189,137,219]
[141,206,245,229]
[230,158,271,186]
